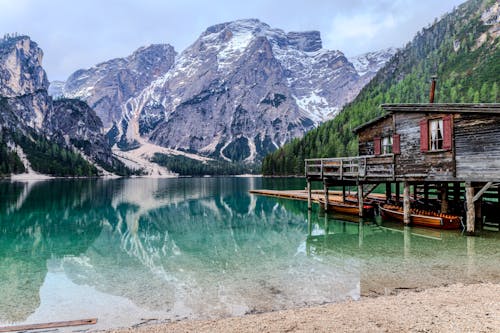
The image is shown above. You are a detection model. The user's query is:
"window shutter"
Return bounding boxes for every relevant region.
[392,134,401,154]
[443,115,452,150]
[374,137,381,155]
[420,119,429,152]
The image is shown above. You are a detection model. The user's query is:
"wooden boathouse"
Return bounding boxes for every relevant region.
[305,103,500,235]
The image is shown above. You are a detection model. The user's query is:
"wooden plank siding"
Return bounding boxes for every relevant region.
[358,116,393,156]
[394,112,454,180]
[454,114,500,181]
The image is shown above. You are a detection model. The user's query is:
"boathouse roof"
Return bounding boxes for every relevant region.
[353,103,500,133]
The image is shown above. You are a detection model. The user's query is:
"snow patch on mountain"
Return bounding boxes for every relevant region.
[349,48,398,77]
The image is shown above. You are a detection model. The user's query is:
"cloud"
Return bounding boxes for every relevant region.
[332,13,397,40]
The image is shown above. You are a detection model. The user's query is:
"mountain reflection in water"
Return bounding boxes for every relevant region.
[0,178,499,330]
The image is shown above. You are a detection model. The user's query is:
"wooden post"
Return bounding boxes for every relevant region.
[424,183,429,204]
[307,180,312,210]
[342,185,346,203]
[358,184,364,217]
[385,182,392,202]
[396,182,401,203]
[440,183,448,214]
[465,182,475,235]
[323,183,329,211]
[475,192,482,229]
[403,181,410,225]
[413,184,418,201]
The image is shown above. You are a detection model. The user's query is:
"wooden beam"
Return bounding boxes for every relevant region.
[472,182,493,202]
[466,182,475,235]
[0,319,97,332]
[403,181,410,225]
[358,184,364,217]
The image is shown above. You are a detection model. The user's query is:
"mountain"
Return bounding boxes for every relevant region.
[61,44,176,128]
[262,0,499,175]
[349,48,398,86]
[47,80,64,98]
[0,35,129,177]
[58,19,393,165]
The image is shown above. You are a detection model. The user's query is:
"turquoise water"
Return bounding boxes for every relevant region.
[1,177,499,330]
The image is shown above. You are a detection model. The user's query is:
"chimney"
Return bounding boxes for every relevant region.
[429,76,437,103]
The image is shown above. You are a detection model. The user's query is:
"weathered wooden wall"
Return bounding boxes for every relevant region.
[358,117,393,156]
[394,113,454,179]
[455,114,500,180]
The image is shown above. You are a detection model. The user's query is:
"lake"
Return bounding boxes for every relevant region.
[1,177,499,331]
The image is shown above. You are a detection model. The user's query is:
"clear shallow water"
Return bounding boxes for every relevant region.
[0,177,499,331]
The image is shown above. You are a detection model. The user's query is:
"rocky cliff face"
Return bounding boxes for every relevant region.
[115,19,367,162]
[47,99,116,167]
[62,44,176,128]
[0,35,51,129]
[0,35,121,175]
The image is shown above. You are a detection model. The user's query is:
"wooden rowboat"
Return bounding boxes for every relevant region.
[319,199,375,217]
[379,204,462,229]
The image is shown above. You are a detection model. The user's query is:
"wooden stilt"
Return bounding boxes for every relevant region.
[323,183,329,211]
[307,180,312,210]
[440,183,448,213]
[424,183,429,203]
[342,185,346,203]
[466,182,475,235]
[403,181,410,225]
[413,184,418,200]
[396,182,401,203]
[386,182,392,202]
[358,184,364,217]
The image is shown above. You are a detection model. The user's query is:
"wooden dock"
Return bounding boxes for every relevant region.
[249,189,386,207]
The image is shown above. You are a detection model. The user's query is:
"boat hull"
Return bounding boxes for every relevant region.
[379,205,462,230]
[326,201,375,217]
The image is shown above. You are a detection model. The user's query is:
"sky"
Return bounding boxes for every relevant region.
[0,0,466,81]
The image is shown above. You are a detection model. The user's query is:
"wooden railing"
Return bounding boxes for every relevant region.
[305,155,394,180]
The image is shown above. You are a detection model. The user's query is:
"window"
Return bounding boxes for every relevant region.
[374,134,400,155]
[420,116,452,152]
[382,136,393,154]
[429,118,444,150]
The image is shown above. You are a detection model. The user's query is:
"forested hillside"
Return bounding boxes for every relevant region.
[262,0,499,175]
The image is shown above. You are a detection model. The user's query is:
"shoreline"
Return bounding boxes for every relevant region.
[106,282,500,333]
